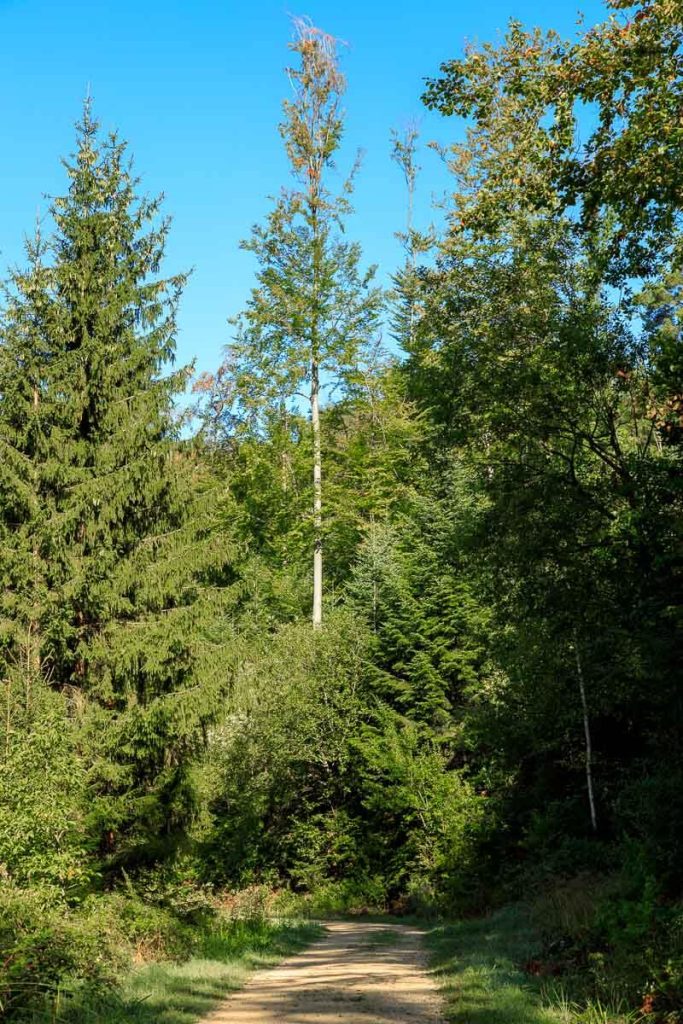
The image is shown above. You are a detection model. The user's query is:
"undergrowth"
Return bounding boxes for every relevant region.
[428,883,683,1024]
[0,880,320,1024]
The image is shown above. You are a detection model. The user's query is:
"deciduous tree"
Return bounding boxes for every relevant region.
[207,19,383,627]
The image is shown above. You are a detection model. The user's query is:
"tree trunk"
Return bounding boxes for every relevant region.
[573,629,597,832]
[311,357,323,628]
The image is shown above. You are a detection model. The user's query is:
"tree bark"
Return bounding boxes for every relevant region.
[311,357,323,628]
[573,629,597,832]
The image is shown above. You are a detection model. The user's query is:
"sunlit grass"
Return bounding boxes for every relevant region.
[19,918,321,1024]
[423,905,560,1023]
[426,905,632,1024]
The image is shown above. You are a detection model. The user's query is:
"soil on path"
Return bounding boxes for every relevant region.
[203,920,444,1023]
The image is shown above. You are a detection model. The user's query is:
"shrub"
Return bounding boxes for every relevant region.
[0,885,126,1019]
[131,856,217,924]
[0,689,93,902]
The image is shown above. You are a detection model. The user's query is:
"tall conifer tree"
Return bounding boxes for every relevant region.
[0,104,231,864]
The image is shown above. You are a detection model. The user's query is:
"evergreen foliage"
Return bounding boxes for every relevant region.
[0,105,233,876]
[1,6,683,1022]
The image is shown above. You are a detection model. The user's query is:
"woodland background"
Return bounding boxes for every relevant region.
[0,1,681,1021]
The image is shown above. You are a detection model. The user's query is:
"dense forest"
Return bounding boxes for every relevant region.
[0,1,681,1021]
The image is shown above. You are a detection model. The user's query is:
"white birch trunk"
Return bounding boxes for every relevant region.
[311,357,323,628]
[573,629,598,832]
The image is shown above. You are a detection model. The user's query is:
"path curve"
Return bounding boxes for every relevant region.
[203,920,444,1023]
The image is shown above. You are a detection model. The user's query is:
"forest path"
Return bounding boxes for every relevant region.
[203,919,444,1023]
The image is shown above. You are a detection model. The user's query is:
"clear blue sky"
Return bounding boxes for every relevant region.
[0,0,608,380]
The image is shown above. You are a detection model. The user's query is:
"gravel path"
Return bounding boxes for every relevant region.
[203,920,444,1023]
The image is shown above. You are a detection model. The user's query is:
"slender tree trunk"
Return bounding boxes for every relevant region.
[311,357,323,628]
[4,679,10,756]
[26,623,32,712]
[26,384,40,710]
[370,516,378,633]
[573,628,597,832]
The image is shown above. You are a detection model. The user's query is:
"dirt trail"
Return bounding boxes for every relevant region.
[203,920,444,1023]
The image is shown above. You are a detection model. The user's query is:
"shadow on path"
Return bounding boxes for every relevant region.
[203,921,445,1024]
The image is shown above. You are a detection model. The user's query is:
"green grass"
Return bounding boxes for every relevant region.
[20,918,321,1024]
[426,905,642,1024]
[426,905,565,1024]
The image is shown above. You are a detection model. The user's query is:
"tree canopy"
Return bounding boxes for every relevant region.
[0,7,682,1022]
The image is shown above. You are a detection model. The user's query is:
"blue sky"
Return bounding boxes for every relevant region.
[0,0,608,380]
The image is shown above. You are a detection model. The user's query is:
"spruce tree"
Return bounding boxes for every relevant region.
[0,104,232,867]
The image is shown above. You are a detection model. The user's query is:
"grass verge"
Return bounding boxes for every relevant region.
[20,918,322,1024]
[427,905,565,1024]
[426,905,643,1024]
